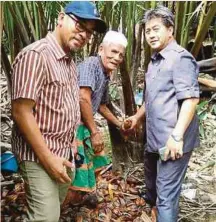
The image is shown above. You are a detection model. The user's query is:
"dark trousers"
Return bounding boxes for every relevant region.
[144,151,192,222]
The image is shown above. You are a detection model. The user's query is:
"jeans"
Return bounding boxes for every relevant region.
[144,151,192,222]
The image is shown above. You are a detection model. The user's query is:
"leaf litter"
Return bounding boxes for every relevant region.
[1,73,216,222]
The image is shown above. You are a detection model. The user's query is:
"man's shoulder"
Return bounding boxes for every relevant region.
[12,38,48,67]
[78,56,101,72]
[24,38,48,55]
[79,56,99,66]
[171,43,195,59]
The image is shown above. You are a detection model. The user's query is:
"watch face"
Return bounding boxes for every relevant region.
[175,136,182,140]
[172,134,183,142]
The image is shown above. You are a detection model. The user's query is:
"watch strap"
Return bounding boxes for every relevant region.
[171,134,183,142]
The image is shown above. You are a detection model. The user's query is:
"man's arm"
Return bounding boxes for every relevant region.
[165,98,199,160]
[123,103,146,130]
[12,98,72,183]
[79,87,104,153]
[99,104,122,128]
[198,77,216,88]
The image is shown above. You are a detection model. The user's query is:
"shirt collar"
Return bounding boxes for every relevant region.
[46,32,68,60]
[151,40,177,60]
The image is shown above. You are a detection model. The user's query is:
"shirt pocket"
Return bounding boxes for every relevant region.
[47,75,67,110]
[157,69,172,79]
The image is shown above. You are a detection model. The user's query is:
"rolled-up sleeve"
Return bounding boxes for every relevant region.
[173,52,200,100]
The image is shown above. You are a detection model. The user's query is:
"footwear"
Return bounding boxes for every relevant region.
[81,193,98,209]
[151,206,157,222]
[140,192,156,207]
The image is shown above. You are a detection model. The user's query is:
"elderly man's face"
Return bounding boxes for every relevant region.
[57,13,96,52]
[99,43,125,73]
[145,17,173,52]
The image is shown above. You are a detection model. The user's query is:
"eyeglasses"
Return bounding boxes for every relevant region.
[67,14,95,38]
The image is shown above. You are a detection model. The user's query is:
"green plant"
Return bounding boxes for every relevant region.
[196,93,216,138]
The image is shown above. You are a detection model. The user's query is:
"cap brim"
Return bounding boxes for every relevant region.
[71,13,107,33]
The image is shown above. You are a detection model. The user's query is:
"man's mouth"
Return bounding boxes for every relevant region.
[111,62,118,66]
[74,38,84,46]
[150,40,158,44]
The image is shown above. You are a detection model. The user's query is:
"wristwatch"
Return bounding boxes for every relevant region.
[171,134,183,142]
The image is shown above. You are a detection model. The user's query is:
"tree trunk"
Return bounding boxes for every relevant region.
[108,58,145,173]
[107,103,144,174]
[198,58,216,77]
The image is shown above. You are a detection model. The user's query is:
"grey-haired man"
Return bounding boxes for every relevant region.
[68,31,127,207]
[124,6,200,222]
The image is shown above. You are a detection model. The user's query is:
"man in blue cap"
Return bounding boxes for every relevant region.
[11,2,106,221]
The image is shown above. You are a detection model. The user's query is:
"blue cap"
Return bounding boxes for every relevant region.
[65,1,107,33]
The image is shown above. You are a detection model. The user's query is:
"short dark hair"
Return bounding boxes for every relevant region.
[143,6,174,29]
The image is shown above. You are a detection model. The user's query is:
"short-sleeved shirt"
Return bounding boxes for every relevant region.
[77,56,110,115]
[145,40,200,153]
[11,33,80,162]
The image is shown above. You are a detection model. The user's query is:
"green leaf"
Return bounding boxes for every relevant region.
[199,124,205,139]
[197,100,208,110]
[198,112,208,121]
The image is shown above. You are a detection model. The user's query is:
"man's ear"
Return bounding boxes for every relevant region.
[168,26,174,36]
[57,12,65,27]
[98,44,103,56]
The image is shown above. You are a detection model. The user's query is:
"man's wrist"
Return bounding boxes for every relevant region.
[171,134,183,142]
[91,130,100,137]
[133,115,139,122]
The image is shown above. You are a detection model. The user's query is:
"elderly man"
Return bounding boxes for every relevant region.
[68,31,127,208]
[124,6,200,222]
[11,2,106,221]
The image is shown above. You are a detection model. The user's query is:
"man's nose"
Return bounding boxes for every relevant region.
[114,54,121,62]
[79,31,89,41]
[149,31,156,39]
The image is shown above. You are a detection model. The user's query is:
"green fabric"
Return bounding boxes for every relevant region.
[71,124,109,191]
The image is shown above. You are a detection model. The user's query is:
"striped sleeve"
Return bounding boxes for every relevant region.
[12,50,44,102]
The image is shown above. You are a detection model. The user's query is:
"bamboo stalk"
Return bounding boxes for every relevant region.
[22,2,37,41]
[182,1,196,49]
[131,23,142,90]
[0,2,3,44]
[127,1,133,71]
[191,2,216,58]
[143,1,151,72]
[120,58,136,116]
[180,1,189,45]
[212,17,216,58]
[174,1,186,44]
[195,1,207,40]
[7,2,30,46]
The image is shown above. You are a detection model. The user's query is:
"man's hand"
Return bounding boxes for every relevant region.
[164,136,183,161]
[122,115,138,131]
[43,154,73,184]
[90,131,104,153]
[12,98,73,184]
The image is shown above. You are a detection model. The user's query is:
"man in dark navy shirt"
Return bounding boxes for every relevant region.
[124,6,200,222]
